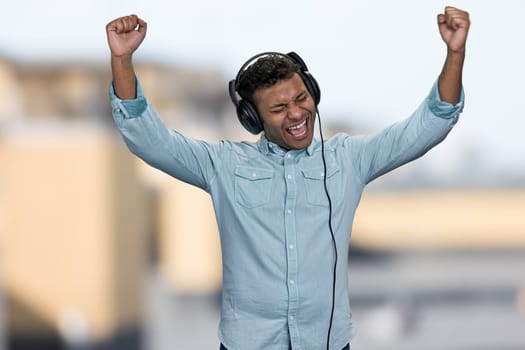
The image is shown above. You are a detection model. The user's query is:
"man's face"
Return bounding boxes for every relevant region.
[253,73,316,151]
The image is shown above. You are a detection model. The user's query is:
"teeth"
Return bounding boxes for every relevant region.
[288,120,306,130]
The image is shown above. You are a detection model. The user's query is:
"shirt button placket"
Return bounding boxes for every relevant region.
[284,152,299,347]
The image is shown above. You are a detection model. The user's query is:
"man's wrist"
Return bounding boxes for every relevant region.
[446,48,466,59]
[111,54,133,66]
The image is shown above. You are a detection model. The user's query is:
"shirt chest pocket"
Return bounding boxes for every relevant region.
[234,166,274,208]
[301,166,342,207]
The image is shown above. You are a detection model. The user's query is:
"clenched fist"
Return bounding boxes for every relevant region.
[437,6,470,54]
[106,14,147,58]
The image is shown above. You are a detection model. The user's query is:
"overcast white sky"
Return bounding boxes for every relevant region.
[2,0,524,180]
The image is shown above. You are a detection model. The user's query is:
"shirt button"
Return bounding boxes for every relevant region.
[287,154,292,159]
[289,279,295,285]
[287,209,292,214]
[289,316,294,321]
[287,174,292,180]
[289,244,294,249]
[320,171,325,177]
[252,172,257,177]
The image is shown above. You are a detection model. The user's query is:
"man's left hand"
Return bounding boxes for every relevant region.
[437,6,470,54]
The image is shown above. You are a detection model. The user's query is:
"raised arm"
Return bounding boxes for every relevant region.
[437,6,470,104]
[106,14,147,99]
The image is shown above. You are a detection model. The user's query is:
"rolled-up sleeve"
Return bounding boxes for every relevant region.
[109,79,148,119]
[428,79,465,119]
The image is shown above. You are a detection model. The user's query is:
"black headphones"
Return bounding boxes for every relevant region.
[228,51,321,135]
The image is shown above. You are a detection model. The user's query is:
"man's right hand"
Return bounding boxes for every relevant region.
[106,15,147,99]
[106,15,147,59]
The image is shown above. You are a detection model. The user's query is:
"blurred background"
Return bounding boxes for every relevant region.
[1,0,524,349]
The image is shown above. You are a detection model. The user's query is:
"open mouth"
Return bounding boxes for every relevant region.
[286,119,308,138]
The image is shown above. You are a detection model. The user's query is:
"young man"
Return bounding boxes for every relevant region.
[106,6,469,350]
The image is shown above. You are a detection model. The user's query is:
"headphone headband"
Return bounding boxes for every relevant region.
[228,51,320,134]
[232,52,309,89]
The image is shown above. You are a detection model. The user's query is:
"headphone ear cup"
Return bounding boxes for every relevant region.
[237,99,264,135]
[300,71,321,106]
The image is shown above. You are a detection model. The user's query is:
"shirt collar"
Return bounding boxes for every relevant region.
[258,133,317,157]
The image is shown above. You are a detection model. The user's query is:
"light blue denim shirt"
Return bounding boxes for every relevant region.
[110,79,464,350]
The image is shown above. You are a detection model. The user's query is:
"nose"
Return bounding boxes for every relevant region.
[287,102,303,120]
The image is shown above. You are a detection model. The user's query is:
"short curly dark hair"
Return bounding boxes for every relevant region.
[237,54,299,104]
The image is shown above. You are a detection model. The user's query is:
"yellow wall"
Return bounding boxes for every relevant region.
[158,180,222,294]
[0,122,149,340]
[353,189,525,250]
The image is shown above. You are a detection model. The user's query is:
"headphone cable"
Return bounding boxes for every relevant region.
[316,108,338,350]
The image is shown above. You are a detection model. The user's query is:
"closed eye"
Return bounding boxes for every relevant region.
[296,93,307,102]
[268,91,308,113]
[269,105,286,113]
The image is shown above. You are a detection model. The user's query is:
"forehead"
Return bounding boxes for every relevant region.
[253,73,306,106]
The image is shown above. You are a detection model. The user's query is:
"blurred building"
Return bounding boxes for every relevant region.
[0,56,232,350]
[1,55,524,350]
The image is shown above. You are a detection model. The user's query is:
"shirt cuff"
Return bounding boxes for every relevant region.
[109,78,148,118]
[428,79,465,119]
